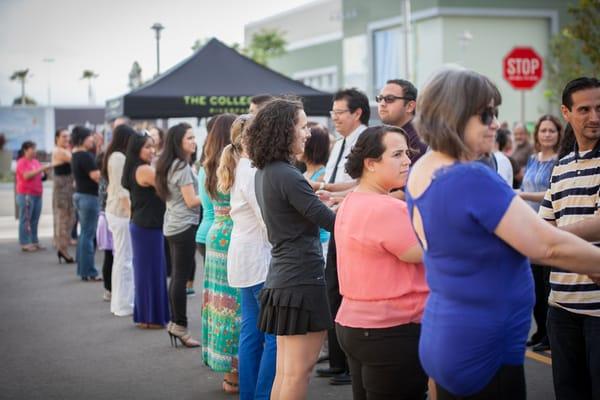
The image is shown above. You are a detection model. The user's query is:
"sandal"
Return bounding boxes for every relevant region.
[222,379,239,394]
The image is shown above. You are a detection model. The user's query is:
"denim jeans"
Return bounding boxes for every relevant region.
[547,306,600,400]
[239,283,276,400]
[16,194,42,246]
[73,193,99,278]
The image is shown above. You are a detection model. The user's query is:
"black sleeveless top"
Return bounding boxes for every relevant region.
[54,162,71,176]
[130,168,165,229]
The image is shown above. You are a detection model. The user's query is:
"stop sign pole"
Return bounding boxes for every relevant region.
[503,47,543,123]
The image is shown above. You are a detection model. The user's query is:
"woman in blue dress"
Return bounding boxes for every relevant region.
[405,68,600,399]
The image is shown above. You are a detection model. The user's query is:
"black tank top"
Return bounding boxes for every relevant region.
[130,169,165,229]
[53,162,71,176]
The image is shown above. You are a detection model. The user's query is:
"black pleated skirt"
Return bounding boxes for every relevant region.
[258,285,333,335]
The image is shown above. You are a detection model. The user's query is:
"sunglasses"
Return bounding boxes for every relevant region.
[480,107,499,126]
[375,95,414,104]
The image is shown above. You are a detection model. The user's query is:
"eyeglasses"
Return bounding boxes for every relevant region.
[480,107,499,126]
[375,95,414,104]
[329,109,350,117]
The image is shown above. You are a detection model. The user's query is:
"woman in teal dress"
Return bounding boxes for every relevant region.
[199,113,242,394]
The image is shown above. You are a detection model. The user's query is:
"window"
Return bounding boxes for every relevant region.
[293,66,338,92]
[373,26,406,96]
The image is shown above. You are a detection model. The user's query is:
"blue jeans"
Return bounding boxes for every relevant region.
[239,283,276,400]
[16,194,42,246]
[73,193,99,278]
[548,306,600,400]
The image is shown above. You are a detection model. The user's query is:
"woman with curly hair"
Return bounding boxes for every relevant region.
[247,98,335,400]
[199,113,241,394]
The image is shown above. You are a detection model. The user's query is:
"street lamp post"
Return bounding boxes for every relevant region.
[42,57,54,105]
[151,22,164,77]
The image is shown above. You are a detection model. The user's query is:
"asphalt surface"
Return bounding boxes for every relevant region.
[0,182,555,399]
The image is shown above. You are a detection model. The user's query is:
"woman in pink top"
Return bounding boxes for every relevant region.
[15,141,51,252]
[335,125,429,400]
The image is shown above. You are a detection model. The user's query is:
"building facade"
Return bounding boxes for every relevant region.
[245,0,573,125]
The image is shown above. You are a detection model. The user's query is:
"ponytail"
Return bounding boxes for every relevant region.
[217,144,240,193]
[216,114,254,194]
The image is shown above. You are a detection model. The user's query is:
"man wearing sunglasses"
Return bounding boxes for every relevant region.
[376,79,427,164]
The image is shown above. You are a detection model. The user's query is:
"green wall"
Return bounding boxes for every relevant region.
[267,40,343,81]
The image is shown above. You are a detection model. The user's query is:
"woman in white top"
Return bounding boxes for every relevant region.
[217,114,276,399]
[103,125,135,317]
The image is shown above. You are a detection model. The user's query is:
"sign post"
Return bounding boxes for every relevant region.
[502,47,543,123]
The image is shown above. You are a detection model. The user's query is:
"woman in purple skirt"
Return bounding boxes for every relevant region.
[122,131,170,328]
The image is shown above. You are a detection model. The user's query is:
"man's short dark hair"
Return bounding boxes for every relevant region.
[386,79,417,101]
[562,77,600,111]
[250,94,274,106]
[333,88,370,125]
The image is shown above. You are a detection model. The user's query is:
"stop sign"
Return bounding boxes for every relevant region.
[503,47,543,90]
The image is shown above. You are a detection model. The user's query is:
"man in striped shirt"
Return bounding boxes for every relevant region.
[538,77,600,400]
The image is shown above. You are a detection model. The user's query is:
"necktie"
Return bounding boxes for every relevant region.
[328,138,346,184]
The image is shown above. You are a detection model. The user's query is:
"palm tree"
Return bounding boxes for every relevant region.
[80,70,99,104]
[10,69,30,105]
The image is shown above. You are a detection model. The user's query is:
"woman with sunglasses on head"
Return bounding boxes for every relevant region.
[405,68,600,399]
[122,132,170,329]
[199,114,241,393]
[103,124,135,317]
[155,123,201,347]
[217,114,276,399]
[247,98,335,400]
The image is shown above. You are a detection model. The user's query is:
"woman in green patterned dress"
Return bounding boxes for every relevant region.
[200,114,242,394]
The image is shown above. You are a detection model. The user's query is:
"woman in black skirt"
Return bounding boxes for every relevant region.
[246,98,336,400]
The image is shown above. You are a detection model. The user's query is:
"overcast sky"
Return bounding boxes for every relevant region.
[0,0,313,107]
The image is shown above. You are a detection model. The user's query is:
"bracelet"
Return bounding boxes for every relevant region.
[318,182,325,191]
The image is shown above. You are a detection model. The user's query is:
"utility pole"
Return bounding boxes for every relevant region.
[402,0,412,80]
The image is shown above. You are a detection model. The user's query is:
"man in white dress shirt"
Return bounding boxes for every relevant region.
[315,88,370,386]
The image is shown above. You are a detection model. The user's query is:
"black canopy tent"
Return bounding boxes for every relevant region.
[106,38,333,120]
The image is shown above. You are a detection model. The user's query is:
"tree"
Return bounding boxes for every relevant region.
[546,0,599,105]
[128,61,143,89]
[245,29,287,66]
[80,70,99,104]
[12,96,37,105]
[10,69,31,106]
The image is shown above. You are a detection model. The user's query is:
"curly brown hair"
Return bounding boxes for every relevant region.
[246,98,304,169]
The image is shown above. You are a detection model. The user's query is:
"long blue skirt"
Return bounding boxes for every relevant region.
[130,222,170,326]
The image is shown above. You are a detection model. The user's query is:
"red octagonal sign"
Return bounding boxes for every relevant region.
[503,47,543,90]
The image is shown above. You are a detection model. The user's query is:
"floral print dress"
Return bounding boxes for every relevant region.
[202,191,241,372]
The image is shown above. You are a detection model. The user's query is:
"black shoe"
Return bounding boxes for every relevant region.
[532,340,550,352]
[329,372,352,385]
[316,367,345,377]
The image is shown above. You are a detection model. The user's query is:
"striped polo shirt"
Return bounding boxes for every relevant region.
[538,144,600,317]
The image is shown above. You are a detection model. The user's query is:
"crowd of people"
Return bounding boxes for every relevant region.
[13,73,600,400]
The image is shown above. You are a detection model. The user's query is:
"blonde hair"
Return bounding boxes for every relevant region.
[217,114,253,193]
